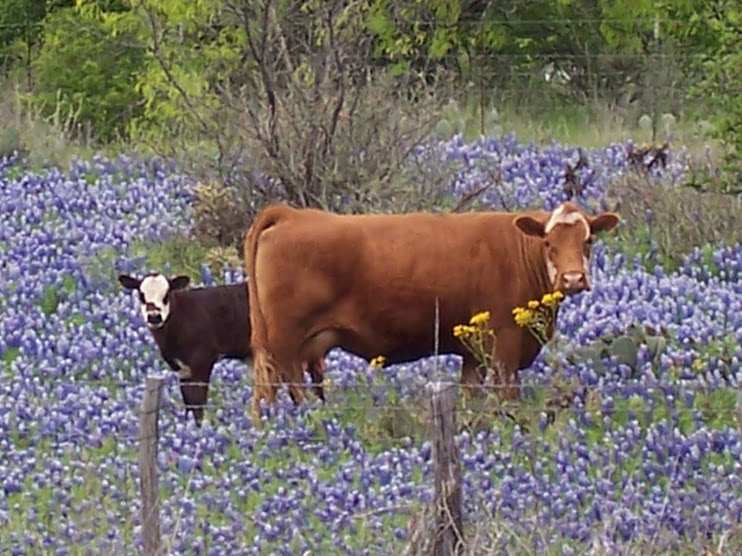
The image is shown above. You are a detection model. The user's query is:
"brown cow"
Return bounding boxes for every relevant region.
[118,273,326,426]
[243,201,620,414]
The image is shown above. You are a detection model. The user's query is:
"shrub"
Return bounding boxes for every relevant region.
[113,0,456,221]
[29,5,144,143]
[607,170,742,270]
[191,180,246,250]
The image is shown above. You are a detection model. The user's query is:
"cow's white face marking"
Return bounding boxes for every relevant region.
[544,204,590,239]
[138,274,172,329]
[547,260,558,285]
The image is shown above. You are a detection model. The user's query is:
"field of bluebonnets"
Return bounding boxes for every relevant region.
[2,133,742,555]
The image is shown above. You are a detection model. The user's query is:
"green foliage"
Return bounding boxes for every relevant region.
[93,0,454,219]
[0,0,729,173]
[0,0,62,68]
[0,435,137,550]
[95,0,241,144]
[29,4,145,142]
[693,1,742,193]
[0,125,21,158]
[129,236,211,285]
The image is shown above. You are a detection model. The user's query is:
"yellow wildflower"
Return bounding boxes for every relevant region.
[527,300,540,309]
[370,355,386,368]
[453,324,476,338]
[512,307,533,327]
[469,311,491,326]
[541,291,565,308]
[692,358,704,372]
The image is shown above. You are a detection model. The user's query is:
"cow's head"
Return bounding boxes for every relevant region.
[514,202,620,295]
[118,273,190,329]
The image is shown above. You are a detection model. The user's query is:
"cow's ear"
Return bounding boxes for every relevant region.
[169,275,190,291]
[118,274,141,290]
[514,215,546,238]
[590,212,620,235]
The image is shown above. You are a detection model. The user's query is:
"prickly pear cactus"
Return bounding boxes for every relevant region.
[567,323,669,376]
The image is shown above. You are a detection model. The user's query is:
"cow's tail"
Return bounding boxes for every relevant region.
[244,204,289,422]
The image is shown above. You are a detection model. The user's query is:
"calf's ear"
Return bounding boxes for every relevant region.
[169,275,191,291]
[118,274,141,290]
[589,212,620,235]
[514,215,546,238]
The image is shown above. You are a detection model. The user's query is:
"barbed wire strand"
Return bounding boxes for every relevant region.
[0,18,721,30]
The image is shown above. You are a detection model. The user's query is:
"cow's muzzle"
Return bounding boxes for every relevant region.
[147,313,164,327]
[558,271,591,294]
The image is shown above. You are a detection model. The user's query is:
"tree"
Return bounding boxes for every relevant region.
[694,0,742,191]
[0,0,74,78]
[30,2,145,142]
[98,0,452,226]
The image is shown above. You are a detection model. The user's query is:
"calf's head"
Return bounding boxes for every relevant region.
[118,273,191,328]
[514,202,620,295]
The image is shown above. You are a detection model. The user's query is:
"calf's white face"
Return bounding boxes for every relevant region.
[139,275,173,328]
[117,273,190,329]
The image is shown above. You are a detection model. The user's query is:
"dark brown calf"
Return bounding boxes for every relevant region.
[118,273,325,425]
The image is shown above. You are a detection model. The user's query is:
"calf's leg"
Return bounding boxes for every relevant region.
[177,352,216,427]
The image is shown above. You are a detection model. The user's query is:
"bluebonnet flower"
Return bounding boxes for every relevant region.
[0,138,738,553]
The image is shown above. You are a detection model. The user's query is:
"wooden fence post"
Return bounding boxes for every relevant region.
[429,381,464,556]
[139,375,164,556]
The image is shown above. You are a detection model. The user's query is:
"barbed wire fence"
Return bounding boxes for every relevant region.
[127,372,742,556]
[5,366,737,554]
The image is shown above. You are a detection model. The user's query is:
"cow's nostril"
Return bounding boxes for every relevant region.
[562,272,589,292]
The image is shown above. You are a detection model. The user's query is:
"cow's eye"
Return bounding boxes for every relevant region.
[544,240,551,248]
[138,292,145,303]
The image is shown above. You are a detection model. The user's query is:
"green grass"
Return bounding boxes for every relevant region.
[83,237,213,293]
[128,236,212,284]
[437,95,715,153]
[1,435,139,551]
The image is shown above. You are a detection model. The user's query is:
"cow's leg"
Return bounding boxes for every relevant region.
[265,341,306,406]
[491,327,523,401]
[251,348,281,415]
[303,359,327,402]
[298,330,339,404]
[281,359,307,406]
[460,355,488,399]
